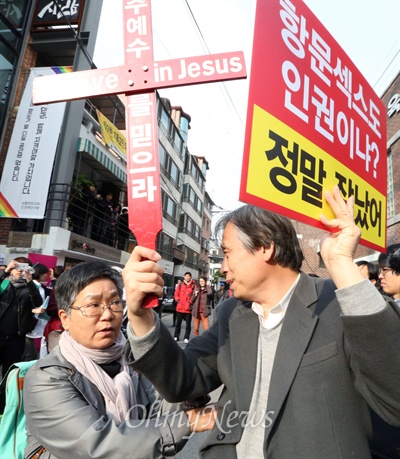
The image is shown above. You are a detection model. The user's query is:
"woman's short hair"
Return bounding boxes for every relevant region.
[13,257,32,266]
[215,205,304,270]
[355,260,379,282]
[32,263,49,280]
[55,261,124,314]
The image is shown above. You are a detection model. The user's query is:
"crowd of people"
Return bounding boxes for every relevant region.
[0,259,67,380]
[171,275,234,343]
[0,187,399,458]
[68,184,131,250]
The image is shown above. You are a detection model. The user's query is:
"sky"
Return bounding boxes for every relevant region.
[94,0,400,215]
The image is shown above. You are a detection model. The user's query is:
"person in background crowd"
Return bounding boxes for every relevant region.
[0,257,43,376]
[109,203,122,248]
[24,262,214,458]
[91,191,105,242]
[209,281,216,309]
[217,281,234,304]
[190,277,213,336]
[102,193,115,246]
[116,207,130,251]
[174,272,195,343]
[378,250,400,306]
[123,187,400,458]
[171,278,182,327]
[49,265,64,288]
[214,282,225,304]
[355,260,379,287]
[71,183,96,236]
[24,263,51,361]
[43,265,66,353]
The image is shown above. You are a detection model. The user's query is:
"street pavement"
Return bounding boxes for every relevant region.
[159,309,221,459]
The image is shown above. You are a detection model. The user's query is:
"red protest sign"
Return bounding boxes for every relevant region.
[240,0,386,251]
[32,0,247,306]
[122,1,160,254]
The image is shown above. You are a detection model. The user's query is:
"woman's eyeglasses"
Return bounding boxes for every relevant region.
[70,299,125,317]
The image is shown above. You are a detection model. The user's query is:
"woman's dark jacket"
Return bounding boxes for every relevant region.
[190,286,213,318]
[0,271,43,336]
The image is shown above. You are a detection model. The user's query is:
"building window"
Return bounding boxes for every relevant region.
[157,232,173,261]
[185,246,199,270]
[179,213,200,242]
[0,0,32,133]
[162,190,178,224]
[159,105,170,135]
[159,141,181,190]
[183,183,203,216]
[173,129,183,155]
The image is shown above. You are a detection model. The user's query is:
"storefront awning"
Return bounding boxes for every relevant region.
[77,138,127,184]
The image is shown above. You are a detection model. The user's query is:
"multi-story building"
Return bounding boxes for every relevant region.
[0,0,214,287]
[382,71,400,248]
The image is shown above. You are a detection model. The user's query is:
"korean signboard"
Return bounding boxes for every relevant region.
[0,67,70,219]
[32,0,84,29]
[240,0,387,251]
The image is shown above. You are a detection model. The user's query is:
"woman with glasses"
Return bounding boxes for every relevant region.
[24,261,212,459]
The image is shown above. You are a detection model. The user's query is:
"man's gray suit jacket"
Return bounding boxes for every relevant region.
[129,273,400,458]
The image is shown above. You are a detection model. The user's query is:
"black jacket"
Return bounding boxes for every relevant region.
[0,272,43,336]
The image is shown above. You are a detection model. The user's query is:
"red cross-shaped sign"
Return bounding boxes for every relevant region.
[33,0,247,307]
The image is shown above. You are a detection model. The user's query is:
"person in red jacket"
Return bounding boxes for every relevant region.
[173,272,195,343]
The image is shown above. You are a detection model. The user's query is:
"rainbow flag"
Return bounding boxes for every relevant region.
[0,192,18,217]
[51,66,72,74]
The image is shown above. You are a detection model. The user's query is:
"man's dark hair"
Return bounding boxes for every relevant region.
[387,250,400,275]
[184,272,192,277]
[53,265,65,279]
[355,260,379,282]
[215,205,304,270]
[55,261,123,315]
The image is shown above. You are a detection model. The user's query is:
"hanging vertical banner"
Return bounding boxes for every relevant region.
[0,66,71,219]
[240,0,386,252]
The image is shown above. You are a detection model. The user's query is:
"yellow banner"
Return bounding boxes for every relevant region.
[96,109,126,158]
[246,105,386,249]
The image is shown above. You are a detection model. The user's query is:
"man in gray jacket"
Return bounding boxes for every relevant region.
[123,187,400,458]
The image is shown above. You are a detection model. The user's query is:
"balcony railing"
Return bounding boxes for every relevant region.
[39,183,134,251]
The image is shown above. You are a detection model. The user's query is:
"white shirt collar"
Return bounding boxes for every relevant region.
[251,274,300,330]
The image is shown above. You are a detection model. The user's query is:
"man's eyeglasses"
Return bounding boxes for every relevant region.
[379,267,393,276]
[70,299,125,317]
